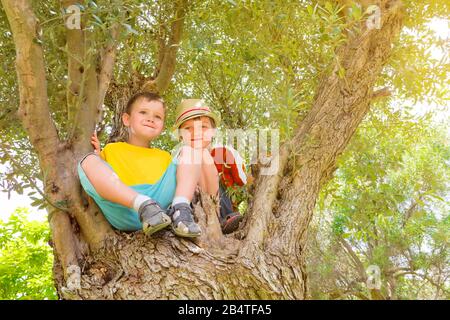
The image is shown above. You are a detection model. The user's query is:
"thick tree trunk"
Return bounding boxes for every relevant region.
[71,232,304,299]
[2,0,403,299]
[60,192,305,299]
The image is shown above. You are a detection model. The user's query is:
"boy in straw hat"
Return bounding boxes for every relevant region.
[86,92,202,238]
[173,99,247,234]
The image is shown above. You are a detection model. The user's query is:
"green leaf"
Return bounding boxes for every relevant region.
[338,66,346,78]
[122,23,138,35]
[92,14,103,24]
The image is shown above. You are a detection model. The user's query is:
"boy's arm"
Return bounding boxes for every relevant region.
[91,132,106,160]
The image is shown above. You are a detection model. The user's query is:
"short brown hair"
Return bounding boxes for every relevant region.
[125,92,166,114]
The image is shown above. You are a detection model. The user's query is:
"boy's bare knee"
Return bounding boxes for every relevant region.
[178,146,202,165]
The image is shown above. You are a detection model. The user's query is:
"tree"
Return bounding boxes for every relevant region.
[0,0,447,299]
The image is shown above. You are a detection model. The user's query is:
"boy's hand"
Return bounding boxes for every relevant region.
[91,131,101,154]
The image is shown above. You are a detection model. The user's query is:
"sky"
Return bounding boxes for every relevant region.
[0,188,46,221]
[0,18,448,223]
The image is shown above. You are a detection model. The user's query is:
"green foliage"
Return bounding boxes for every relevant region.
[1,0,448,205]
[0,208,57,300]
[225,184,250,215]
[308,105,450,300]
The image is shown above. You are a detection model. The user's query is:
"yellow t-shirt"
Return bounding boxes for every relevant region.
[100,142,172,186]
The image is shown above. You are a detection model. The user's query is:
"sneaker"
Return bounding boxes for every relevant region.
[138,199,171,236]
[221,212,243,234]
[167,203,202,238]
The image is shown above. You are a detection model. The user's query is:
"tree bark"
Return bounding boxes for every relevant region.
[2,0,116,292]
[1,0,81,285]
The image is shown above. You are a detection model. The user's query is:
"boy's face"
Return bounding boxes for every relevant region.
[179,116,216,149]
[122,98,165,142]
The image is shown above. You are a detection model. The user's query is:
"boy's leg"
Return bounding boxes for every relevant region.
[173,146,203,200]
[218,184,243,234]
[80,154,170,235]
[198,148,219,195]
[168,146,203,237]
[81,154,137,208]
[219,184,234,221]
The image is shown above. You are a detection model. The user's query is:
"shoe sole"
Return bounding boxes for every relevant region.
[143,218,171,237]
[222,215,242,234]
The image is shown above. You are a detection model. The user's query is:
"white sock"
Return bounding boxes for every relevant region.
[172,196,190,206]
[133,194,151,212]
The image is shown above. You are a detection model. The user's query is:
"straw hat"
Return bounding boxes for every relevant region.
[173,99,221,130]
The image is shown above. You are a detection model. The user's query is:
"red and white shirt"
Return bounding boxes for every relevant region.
[210,145,247,188]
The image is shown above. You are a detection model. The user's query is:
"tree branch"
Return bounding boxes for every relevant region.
[371,87,392,100]
[192,191,240,252]
[1,0,61,163]
[266,0,404,256]
[143,0,187,93]
[240,146,290,258]
[62,0,86,125]
[6,150,69,212]
[1,0,84,285]
[71,23,121,157]
[93,23,120,131]
[339,238,367,281]
[394,270,448,294]
[401,192,430,228]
